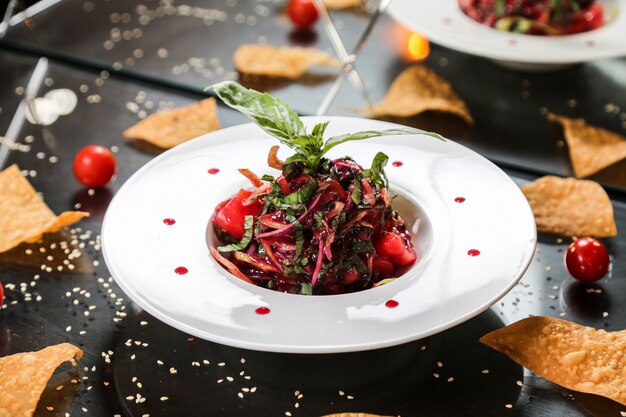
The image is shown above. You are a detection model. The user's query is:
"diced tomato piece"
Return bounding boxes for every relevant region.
[342,267,361,285]
[375,232,406,258]
[277,176,290,194]
[583,3,603,30]
[212,188,263,240]
[372,257,395,276]
[392,247,417,266]
[567,3,603,34]
[375,231,417,267]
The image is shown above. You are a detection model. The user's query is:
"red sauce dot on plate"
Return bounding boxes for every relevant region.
[255,307,271,315]
[385,299,399,308]
[454,197,465,203]
[392,161,403,167]
[208,168,220,174]
[467,249,481,257]
[163,218,176,225]
[174,266,188,275]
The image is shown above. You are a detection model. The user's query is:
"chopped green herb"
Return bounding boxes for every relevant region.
[217,216,254,252]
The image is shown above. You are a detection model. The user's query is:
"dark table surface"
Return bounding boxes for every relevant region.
[0,1,625,416]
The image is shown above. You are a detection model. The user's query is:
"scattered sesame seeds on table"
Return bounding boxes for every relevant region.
[0,1,626,415]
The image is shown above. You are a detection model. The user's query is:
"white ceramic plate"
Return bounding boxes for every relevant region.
[388,0,626,70]
[102,117,536,353]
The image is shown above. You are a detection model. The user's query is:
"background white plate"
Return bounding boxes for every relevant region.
[388,0,626,69]
[102,117,536,353]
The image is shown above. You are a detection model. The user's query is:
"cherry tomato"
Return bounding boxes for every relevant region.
[212,189,263,240]
[73,145,117,187]
[0,282,3,307]
[287,0,318,28]
[565,237,610,282]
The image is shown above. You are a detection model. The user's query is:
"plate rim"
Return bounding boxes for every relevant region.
[102,116,537,353]
[387,0,626,64]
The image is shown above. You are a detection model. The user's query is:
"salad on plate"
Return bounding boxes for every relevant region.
[459,0,605,35]
[209,82,441,295]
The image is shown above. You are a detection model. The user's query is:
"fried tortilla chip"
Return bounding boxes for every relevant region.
[521,176,616,237]
[548,113,626,178]
[368,65,473,124]
[123,98,220,149]
[323,0,362,9]
[481,317,626,406]
[234,44,341,79]
[0,343,83,417]
[0,165,88,253]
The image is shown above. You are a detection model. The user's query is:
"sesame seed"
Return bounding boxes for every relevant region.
[505,404,513,409]
[437,361,443,368]
[603,312,609,317]
[338,390,344,396]
[169,367,177,374]
[482,369,489,374]
[347,395,354,399]
[238,392,244,399]
[447,377,454,382]
[160,396,169,401]
[433,373,439,378]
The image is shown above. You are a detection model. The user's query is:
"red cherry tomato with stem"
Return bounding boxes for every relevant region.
[565,237,610,282]
[73,145,117,187]
[287,0,319,28]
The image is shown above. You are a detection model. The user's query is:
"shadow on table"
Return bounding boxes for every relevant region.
[238,72,338,93]
[0,232,92,274]
[113,308,522,417]
[34,368,82,417]
[374,113,473,141]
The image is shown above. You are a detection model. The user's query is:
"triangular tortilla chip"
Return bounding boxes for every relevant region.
[368,65,473,124]
[0,165,88,253]
[234,44,340,79]
[481,317,626,406]
[323,0,362,9]
[0,343,83,417]
[123,98,220,149]
[548,113,626,178]
[521,176,616,237]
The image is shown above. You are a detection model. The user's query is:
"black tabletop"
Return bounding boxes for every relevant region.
[1,1,626,416]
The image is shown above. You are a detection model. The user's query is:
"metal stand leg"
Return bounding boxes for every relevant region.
[314,0,392,116]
